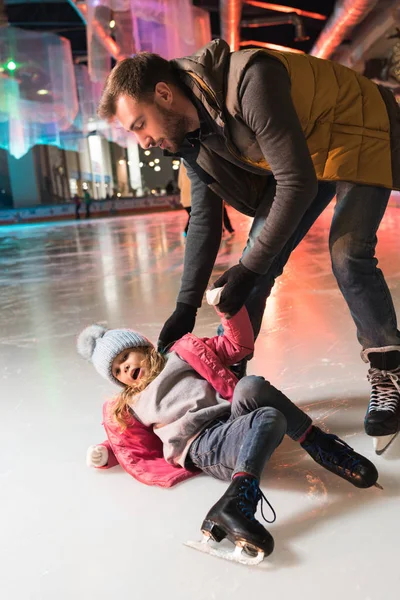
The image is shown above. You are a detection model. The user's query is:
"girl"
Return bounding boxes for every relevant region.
[78,303,379,563]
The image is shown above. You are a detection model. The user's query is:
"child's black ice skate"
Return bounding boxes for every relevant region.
[185,476,275,566]
[301,426,380,489]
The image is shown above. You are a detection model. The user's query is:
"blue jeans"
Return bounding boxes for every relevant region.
[221,179,400,350]
[187,375,312,481]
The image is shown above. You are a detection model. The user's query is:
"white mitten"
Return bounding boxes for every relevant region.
[86,445,109,468]
[206,286,224,306]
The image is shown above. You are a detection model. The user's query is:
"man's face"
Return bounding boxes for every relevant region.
[115,87,189,153]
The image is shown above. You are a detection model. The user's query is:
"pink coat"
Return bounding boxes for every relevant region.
[96,306,254,487]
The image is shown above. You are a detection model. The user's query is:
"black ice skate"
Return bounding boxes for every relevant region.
[185,476,275,566]
[364,365,400,455]
[301,427,380,489]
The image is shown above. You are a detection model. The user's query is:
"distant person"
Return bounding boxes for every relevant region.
[179,165,234,239]
[178,164,192,237]
[73,194,81,220]
[166,180,175,195]
[222,202,235,239]
[84,190,92,219]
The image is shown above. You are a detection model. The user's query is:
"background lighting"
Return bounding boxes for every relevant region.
[6,60,17,71]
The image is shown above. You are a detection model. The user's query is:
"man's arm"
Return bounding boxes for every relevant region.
[177,160,223,307]
[158,161,223,350]
[239,56,318,274]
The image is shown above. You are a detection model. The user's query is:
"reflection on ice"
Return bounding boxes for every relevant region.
[1,206,400,599]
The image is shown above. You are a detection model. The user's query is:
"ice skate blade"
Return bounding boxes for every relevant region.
[184,537,264,566]
[373,432,399,455]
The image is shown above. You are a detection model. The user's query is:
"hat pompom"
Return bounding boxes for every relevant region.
[77,324,107,361]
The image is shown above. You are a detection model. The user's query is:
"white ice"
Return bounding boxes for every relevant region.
[1,206,400,600]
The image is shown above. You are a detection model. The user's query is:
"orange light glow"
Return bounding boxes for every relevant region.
[243,2,327,21]
[240,40,305,54]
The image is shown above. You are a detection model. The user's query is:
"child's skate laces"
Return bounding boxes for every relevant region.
[237,477,276,524]
[307,432,361,473]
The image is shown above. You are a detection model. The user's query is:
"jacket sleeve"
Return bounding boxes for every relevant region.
[177,160,223,307]
[95,440,119,470]
[103,410,197,488]
[239,56,319,275]
[203,305,254,365]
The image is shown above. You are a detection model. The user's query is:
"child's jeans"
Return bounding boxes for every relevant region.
[187,375,312,481]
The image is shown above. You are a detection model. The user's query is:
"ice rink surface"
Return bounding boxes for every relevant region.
[1,205,400,600]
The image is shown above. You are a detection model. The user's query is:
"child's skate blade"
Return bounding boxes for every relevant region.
[184,536,264,566]
[373,432,399,455]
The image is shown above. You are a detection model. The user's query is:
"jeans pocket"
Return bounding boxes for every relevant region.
[200,463,233,482]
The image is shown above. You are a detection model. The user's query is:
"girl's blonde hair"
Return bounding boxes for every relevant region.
[112,346,167,429]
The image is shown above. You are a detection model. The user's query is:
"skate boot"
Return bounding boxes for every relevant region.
[362,348,400,454]
[301,426,380,489]
[186,476,274,566]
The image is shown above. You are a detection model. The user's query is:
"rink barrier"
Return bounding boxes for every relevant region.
[1,191,400,226]
[0,194,182,225]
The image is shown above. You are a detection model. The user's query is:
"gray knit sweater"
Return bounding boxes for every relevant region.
[128,352,231,467]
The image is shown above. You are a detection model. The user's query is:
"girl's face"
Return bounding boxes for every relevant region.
[112,348,149,386]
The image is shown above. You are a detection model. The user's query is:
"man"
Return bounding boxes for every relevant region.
[97,39,400,452]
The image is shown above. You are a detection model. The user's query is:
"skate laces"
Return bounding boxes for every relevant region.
[306,431,361,473]
[237,478,276,524]
[367,366,400,414]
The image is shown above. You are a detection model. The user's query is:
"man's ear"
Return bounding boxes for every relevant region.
[154,81,173,104]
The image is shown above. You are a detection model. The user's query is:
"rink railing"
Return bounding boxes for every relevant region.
[0,194,182,225]
[1,191,400,226]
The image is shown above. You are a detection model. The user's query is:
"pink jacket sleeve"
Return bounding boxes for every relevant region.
[202,305,254,366]
[101,403,198,487]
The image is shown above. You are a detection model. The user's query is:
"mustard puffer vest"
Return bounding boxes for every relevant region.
[174,40,400,191]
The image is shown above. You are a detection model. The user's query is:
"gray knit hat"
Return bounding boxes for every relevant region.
[77,324,153,386]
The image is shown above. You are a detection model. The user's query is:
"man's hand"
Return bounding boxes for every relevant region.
[212,263,260,317]
[86,445,109,468]
[157,303,197,352]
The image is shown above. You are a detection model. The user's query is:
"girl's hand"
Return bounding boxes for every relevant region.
[86,445,109,468]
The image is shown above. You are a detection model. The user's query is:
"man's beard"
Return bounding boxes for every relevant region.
[156,104,190,153]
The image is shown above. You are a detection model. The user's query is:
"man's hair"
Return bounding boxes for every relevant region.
[97,53,181,120]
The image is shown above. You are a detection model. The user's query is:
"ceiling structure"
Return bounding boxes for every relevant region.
[4,1,335,60]
[2,1,400,92]
[1,1,398,161]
